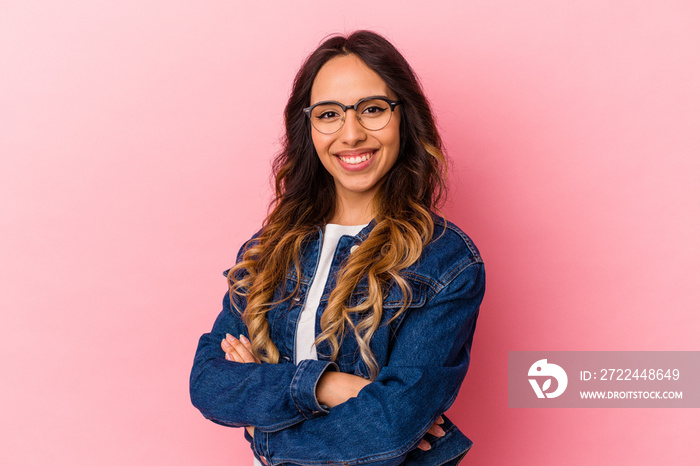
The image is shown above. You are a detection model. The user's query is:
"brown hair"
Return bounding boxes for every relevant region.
[227,30,447,379]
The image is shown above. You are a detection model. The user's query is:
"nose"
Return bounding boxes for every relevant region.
[338,109,367,145]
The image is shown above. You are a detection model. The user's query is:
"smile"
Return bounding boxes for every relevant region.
[336,150,377,165]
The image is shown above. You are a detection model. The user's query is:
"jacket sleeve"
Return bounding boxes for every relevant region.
[189,291,338,431]
[253,259,485,466]
[189,236,338,432]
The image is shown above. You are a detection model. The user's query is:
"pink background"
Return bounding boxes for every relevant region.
[1,1,698,464]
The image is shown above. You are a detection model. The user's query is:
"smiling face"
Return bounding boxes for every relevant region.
[309,54,401,223]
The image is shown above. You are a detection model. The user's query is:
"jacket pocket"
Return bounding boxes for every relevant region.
[343,278,429,375]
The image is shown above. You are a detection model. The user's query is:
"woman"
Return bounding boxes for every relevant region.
[190,30,485,466]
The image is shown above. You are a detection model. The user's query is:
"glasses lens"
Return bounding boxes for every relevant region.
[308,99,395,133]
[310,103,344,134]
[357,99,392,131]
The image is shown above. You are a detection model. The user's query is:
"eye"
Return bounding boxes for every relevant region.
[359,100,389,118]
[316,110,341,120]
[363,106,385,114]
[311,103,343,121]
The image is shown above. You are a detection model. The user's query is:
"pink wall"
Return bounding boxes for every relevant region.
[1,1,698,464]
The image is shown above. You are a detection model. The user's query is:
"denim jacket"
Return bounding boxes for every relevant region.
[190,217,485,465]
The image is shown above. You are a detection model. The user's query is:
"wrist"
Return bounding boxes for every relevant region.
[316,371,370,408]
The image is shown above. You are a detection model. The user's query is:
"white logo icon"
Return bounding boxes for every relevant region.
[528,359,568,398]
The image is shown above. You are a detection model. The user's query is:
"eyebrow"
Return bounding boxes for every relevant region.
[309,95,393,106]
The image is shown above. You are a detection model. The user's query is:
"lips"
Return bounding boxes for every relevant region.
[335,150,377,165]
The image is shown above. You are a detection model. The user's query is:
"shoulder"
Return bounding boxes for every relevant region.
[222,228,264,278]
[236,228,264,258]
[430,216,482,263]
[405,216,484,292]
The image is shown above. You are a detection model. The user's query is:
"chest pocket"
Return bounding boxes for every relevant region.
[338,274,430,375]
[351,272,429,312]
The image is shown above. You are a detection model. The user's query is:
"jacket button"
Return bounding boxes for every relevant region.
[350,245,359,253]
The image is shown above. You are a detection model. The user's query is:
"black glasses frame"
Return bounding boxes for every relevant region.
[303,96,401,134]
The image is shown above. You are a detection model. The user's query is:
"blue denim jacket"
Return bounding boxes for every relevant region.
[190,217,485,465]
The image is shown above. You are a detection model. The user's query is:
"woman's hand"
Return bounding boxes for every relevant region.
[221,333,260,364]
[221,334,260,441]
[416,415,446,451]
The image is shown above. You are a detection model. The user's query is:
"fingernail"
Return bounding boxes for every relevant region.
[222,339,231,348]
[225,353,232,360]
[226,333,236,342]
[437,416,444,424]
[240,335,250,344]
[435,426,445,437]
[420,440,431,450]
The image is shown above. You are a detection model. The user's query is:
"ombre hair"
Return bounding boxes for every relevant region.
[227,30,447,379]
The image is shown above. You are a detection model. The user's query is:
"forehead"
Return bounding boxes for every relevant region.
[310,54,395,105]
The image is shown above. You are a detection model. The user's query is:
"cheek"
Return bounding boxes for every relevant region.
[383,125,401,158]
[387,135,401,170]
[310,132,320,154]
[311,132,331,156]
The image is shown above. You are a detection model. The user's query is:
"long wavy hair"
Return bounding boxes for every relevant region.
[227,30,447,379]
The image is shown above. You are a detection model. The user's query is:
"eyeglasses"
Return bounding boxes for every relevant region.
[303,96,401,134]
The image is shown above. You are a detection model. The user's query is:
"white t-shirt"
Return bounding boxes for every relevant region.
[253,223,366,466]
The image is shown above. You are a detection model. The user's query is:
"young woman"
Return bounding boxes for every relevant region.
[190,31,485,466]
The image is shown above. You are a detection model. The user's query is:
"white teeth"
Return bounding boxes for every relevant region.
[339,152,373,164]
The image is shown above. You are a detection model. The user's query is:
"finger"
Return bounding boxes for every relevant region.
[417,439,431,451]
[240,334,253,351]
[436,415,444,425]
[221,338,245,363]
[221,338,234,354]
[239,335,261,363]
[226,334,258,363]
[427,423,445,438]
[221,338,238,361]
[223,335,245,362]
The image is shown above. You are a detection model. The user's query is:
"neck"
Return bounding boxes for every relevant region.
[329,191,375,226]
